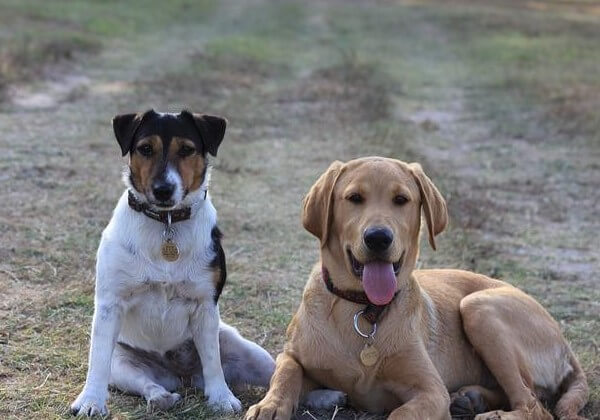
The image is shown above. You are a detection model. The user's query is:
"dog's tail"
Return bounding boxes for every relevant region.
[554,347,588,420]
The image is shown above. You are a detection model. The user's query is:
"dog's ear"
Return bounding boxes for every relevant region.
[302,160,345,247]
[180,111,227,157]
[409,162,448,250]
[112,111,149,156]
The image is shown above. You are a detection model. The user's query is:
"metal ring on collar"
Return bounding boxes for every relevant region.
[163,212,174,239]
[353,310,377,339]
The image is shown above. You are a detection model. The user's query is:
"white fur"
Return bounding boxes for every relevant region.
[161,164,184,205]
[71,179,246,416]
[302,389,347,410]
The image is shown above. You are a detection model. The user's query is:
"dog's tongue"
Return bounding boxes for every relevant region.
[362,262,397,305]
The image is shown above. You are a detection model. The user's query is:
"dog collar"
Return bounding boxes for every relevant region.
[127,190,201,223]
[321,266,399,325]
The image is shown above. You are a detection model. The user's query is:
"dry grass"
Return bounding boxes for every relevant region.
[0,1,598,419]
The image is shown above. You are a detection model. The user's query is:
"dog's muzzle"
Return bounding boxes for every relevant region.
[363,226,394,253]
[152,181,175,206]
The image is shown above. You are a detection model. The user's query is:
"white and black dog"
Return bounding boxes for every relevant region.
[71,110,275,416]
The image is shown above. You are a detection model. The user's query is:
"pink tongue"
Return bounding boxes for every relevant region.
[362,262,397,305]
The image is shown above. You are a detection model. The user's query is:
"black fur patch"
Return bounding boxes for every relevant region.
[210,226,226,303]
[115,110,225,158]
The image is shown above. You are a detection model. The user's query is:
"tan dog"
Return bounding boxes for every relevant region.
[246,157,588,420]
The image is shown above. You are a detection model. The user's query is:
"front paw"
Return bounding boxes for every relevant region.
[70,390,108,417]
[206,386,242,413]
[245,398,294,420]
[147,390,182,412]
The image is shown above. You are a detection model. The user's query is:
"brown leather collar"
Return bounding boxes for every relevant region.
[322,266,398,324]
[128,190,197,223]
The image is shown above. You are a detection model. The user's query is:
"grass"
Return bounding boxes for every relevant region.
[0,0,598,419]
[0,0,218,98]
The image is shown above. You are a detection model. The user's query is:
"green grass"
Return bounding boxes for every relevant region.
[0,0,218,93]
[0,0,598,419]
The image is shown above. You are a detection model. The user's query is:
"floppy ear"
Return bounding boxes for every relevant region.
[302,161,345,247]
[408,162,448,250]
[181,110,227,157]
[112,110,150,156]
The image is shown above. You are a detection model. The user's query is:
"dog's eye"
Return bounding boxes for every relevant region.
[346,193,363,204]
[136,144,153,157]
[394,195,409,206]
[178,145,196,157]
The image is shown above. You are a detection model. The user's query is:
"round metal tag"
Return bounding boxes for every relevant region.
[360,344,379,366]
[161,240,180,262]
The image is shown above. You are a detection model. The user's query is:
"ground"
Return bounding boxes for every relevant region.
[0,1,598,419]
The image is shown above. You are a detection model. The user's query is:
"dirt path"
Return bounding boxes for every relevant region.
[0,1,597,418]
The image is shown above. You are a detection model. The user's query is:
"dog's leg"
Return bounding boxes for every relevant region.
[71,299,122,416]
[460,288,556,420]
[189,323,275,390]
[218,322,275,388]
[388,389,451,420]
[245,352,313,420]
[450,385,507,418]
[385,347,451,420]
[109,343,182,412]
[190,301,242,413]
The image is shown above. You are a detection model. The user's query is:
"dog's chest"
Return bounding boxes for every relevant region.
[292,313,380,387]
[126,276,202,305]
[301,346,398,412]
[98,193,220,353]
[118,277,209,353]
[291,301,402,412]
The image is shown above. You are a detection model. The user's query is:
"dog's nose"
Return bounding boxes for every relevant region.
[364,227,393,253]
[152,182,175,202]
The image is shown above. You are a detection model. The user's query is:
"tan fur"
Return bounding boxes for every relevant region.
[170,136,207,192]
[129,136,162,194]
[246,157,588,420]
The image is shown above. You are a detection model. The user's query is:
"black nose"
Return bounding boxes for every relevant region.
[364,227,393,253]
[152,182,174,202]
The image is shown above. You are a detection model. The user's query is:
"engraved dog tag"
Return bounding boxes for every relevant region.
[360,343,379,366]
[161,240,179,262]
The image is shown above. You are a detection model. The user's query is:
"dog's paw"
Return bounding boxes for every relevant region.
[450,388,488,418]
[70,390,108,417]
[474,407,552,420]
[474,411,509,420]
[245,398,293,420]
[303,389,347,410]
[206,386,242,413]
[146,390,182,412]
